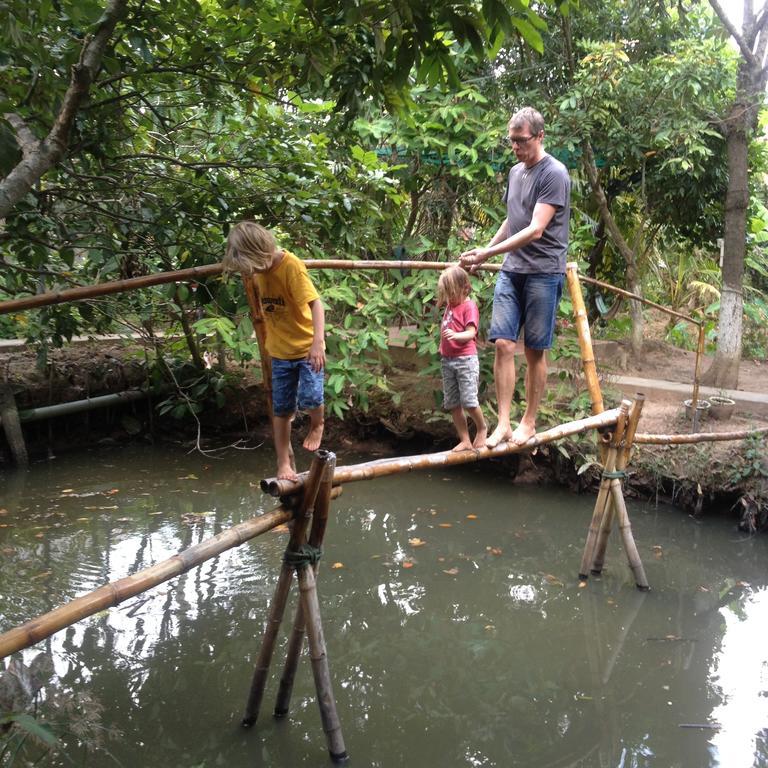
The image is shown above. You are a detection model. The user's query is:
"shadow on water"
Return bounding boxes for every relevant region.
[1,444,768,767]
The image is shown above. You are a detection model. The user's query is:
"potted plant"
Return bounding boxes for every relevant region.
[709,393,736,420]
[683,398,710,421]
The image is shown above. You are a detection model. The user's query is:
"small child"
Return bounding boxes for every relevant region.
[437,266,487,451]
[223,221,325,481]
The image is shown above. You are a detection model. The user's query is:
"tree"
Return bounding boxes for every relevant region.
[703,0,768,388]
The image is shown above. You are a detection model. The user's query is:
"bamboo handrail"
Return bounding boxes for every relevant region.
[261,407,623,497]
[0,260,502,316]
[0,493,337,660]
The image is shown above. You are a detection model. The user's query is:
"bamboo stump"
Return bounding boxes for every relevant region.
[0,383,28,467]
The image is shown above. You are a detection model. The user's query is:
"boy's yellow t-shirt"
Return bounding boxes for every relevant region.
[256,250,320,360]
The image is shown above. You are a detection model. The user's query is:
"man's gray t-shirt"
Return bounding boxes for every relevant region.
[502,153,571,274]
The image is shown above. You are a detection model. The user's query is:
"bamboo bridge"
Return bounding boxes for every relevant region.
[1,259,766,762]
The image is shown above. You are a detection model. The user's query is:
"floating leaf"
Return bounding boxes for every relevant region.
[331,562,344,569]
[466,514,477,520]
[486,546,502,556]
[402,561,414,569]
[177,475,199,480]
[438,523,453,528]
[60,490,74,495]
[271,524,290,533]
[106,488,120,495]
[409,537,426,547]
[578,581,587,589]
[544,574,564,586]
[0,509,8,515]
[443,567,459,576]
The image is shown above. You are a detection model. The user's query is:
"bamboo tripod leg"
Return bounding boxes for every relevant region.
[590,495,615,575]
[274,456,337,719]
[242,564,295,726]
[298,563,348,763]
[578,445,618,580]
[274,600,307,717]
[611,483,649,590]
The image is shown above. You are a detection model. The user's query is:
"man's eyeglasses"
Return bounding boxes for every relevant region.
[503,135,537,147]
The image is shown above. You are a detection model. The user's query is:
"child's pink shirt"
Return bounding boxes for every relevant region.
[439,299,480,358]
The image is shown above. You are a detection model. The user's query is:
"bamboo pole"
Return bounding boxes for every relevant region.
[0,261,502,316]
[298,557,348,763]
[634,426,768,444]
[242,451,331,726]
[274,454,337,718]
[0,505,294,660]
[0,264,223,315]
[578,402,629,580]
[591,398,648,586]
[0,383,28,467]
[261,407,623,497]
[565,262,604,415]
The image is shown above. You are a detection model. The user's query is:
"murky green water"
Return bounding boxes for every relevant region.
[1,444,768,768]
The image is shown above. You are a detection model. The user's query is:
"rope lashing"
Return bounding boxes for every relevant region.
[283,545,323,568]
[602,469,627,480]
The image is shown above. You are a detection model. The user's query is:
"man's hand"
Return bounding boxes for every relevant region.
[459,248,488,274]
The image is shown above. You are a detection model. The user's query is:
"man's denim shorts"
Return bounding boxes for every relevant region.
[271,357,324,417]
[489,271,564,350]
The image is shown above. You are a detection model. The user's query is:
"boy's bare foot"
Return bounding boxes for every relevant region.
[485,425,513,448]
[510,422,536,446]
[472,423,488,449]
[451,440,474,452]
[303,423,324,452]
[277,463,299,482]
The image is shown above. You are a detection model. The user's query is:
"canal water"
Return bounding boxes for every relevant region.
[1,444,767,767]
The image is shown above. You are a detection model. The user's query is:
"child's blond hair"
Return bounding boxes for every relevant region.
[438,266,472,307]
[223,221,278,275]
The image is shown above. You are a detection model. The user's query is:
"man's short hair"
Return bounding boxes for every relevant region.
[509,107,545,136]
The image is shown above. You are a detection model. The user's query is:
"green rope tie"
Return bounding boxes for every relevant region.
[602,469,627,480]
[283,544,323,568]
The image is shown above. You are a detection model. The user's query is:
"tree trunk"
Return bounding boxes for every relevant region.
[581,141,645,356]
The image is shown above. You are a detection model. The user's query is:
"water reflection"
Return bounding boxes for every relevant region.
[2,447,768,767]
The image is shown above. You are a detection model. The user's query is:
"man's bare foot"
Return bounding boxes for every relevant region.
[472,423,488,449]
[303,423,324,452]
[510,422,536,446]
[277,463,299,482]
[486,425,513,448]
[452,440,474,452]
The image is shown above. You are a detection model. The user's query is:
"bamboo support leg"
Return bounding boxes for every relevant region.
[611,483,649,590]
[590,496,615,576]
[579,441,620,579]
[242,564,295,726]
[298,563,348,763]
[241,452,329,727]
[274,455,337,718]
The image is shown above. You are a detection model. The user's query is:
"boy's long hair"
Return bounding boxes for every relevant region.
[223,221,277,275]
[438,266,471,307]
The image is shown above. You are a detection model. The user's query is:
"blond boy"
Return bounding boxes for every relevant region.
[224,222,325,481]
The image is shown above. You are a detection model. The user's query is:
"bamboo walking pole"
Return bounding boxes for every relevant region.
[274,454,336,717]
[242,451,330,726]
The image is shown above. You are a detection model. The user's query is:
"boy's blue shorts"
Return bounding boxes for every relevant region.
[489,271,564,350]
[271,357,324,417]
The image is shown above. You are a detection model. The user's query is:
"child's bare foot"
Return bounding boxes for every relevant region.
[277,463,299,482]
[451,440,474,452]
[486,425,513,448]
[303,423,324,452]
[510,422,536,446]
[473,423,488,449]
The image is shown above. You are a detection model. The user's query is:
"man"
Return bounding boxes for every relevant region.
[459,107,571,448]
